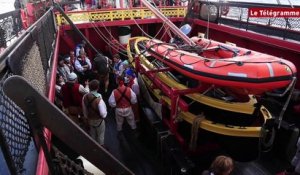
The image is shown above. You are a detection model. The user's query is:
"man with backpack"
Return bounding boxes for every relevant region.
[82,80,107,145]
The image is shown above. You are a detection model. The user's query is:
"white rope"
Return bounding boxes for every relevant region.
[91,22,128,57]
[132,15,169,40]
[129,0,175,41]
[99,20,126,48]
[206,0,210,39]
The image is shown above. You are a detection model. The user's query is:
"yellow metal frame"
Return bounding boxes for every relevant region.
[127,37,273,138]
[56,7,186,26]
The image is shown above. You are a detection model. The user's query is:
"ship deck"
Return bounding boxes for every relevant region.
[92,78,291,174]
[83,80,291,174]
[103,104,290,175]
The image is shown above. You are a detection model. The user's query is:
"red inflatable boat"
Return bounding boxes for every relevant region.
[145,37,297,95]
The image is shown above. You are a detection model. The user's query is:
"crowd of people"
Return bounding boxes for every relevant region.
[55,40,140,147]
[55,40,237,174]
[55,40,300,175]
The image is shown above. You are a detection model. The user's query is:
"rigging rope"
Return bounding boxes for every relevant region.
[206,0,210,39]
[90,7,169,58]
[90,22,128,57]
[129,0,177,41]
[189,113,205,150]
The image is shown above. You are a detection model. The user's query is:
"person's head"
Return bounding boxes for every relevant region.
[117,76,125,86]
[113,54,120,63]
[122,60,129,69]
[56,74,64,85]
[67,72,78,83]
[64,56,71,64]
[210,155,234,175]
[125,69,135,80]
[82,40,86,46]
[79,49,86,58]
[94,55,109,76]
[58,56,65,67]
[70,51,75,58]
[89,79,100,91]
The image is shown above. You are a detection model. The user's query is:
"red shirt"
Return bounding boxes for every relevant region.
[61,83,83,107]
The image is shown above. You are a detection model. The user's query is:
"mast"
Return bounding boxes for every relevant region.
[140,0,196,46]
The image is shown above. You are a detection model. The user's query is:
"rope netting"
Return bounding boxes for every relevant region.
[0,87,31,174]
[0,10,23,49]
[52,146,94,175]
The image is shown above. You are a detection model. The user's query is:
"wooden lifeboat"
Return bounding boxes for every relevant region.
[145,37,297,95]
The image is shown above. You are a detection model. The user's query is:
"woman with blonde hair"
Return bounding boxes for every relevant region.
[202,155,234,175]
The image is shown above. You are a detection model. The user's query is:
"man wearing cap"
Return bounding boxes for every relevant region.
[125,68,140,122]
[61,72,89,124]
[64,56,73,72]
[125,69,139,96]
[82,80,107,145]
[108,76,137,133]
[64,51,75,73]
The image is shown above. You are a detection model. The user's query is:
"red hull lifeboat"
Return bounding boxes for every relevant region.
[145,37,297,95]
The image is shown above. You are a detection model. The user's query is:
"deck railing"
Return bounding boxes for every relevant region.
[0,10,23,52]
[198,1,300,41]
[56,7,187,26]
[0,8,56,175]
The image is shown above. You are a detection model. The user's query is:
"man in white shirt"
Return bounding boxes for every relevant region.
[125,68,140,122]
[75,40,86,57]
[61,73,89,124]
[108,76,137,132]
[74,49,93,84]
[82,80,107,145]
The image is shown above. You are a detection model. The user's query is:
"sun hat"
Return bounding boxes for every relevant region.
[64,56,70,62]
[67,72,77,81]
